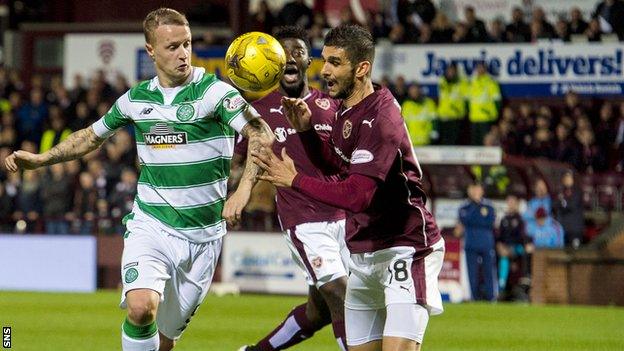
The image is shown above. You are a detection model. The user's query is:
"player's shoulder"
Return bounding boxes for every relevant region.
[252,89,282,109]
[364,86,403,124]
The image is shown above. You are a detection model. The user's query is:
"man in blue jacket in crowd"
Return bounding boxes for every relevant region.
[457,182,497,301]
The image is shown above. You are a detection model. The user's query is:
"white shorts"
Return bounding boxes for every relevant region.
[284,219,349,287]
[345,239,445,345]
[120,214,222,340]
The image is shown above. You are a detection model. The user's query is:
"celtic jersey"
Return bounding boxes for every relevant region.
[92,67,256,243]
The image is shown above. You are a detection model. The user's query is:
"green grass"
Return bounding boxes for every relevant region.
[1,291,623,350]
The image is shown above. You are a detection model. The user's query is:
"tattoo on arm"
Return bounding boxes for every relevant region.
[239,117,274,187]
[43,127,106,166]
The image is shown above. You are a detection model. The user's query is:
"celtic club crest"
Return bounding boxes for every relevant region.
[124,268,139,283]
[176,103,195,121]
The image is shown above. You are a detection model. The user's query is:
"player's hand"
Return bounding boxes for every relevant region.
[252,147,297,187]
[223,186,252,227]
[281,97,312,132]
[4,150,45,172]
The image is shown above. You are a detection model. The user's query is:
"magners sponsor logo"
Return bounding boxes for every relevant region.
[143,123,187,149]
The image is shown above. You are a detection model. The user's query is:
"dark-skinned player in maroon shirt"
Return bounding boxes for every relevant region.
[252,25,445,351]
[228,26,349,351]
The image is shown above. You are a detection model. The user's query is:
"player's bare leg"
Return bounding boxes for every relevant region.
[382,337,419,351]
[159,332,175,351]
[123,288,164,351]
[348,340,382,351]
[318,276,348,349]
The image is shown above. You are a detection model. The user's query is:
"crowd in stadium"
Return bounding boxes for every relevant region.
[245,0,624,45]
[0,0,622,237]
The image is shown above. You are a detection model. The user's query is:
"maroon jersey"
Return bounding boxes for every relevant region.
[331,86,441,255]
[235,89,345,229]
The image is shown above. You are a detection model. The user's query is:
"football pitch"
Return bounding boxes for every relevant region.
[1,291,623,351]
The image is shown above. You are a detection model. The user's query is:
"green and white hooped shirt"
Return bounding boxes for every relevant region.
[92,67,256,243]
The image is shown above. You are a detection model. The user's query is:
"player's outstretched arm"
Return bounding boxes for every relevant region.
[223,116,274,226]
[4,126,106,172]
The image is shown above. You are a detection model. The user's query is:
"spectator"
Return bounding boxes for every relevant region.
[391,75,408,104]
[585,18,603,42]
[555,18,570,41]
[69,101,92,131]
[0,110,17,148]
[73,171,98,234]
[412,0,437,25]
[16,88,48,146]
[39,106,71,153]
[505,7,531,42]
[615,102,624,171]
[468,62,501,145]
[41,164,73,234]
[526,207,565,249]
[532,6,555,37]
[437,63,468,145]
[530,18,553,41]
[553,123,580,166]
[595,102,616,152]
[278,0,313,28]
[14,170,42,233]
[524,179,551,222]
[496,194,533,299]
[250,1,276,34]
[569,7,588,35]
[452,22,469,43]
[464,6,488,42]
[402,83,438,145]
[0,181,13,232]
[576,128,607,172]
[594,0,624,40]
[430,12,454,43]
[109,167,137,234]
[488,18,506,42]
[458,183,497,301]
[553,171,585,249]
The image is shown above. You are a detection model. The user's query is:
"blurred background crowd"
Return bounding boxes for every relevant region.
[0,0,622,246]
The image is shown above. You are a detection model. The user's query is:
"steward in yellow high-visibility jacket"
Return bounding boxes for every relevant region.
[469,63,501,145]
[402,84,438,146]
[438,63,469,145]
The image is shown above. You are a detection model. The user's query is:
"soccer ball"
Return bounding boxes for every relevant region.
[225,32,287,92]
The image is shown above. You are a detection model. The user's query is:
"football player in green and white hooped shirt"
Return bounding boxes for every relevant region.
[5,8,274,351]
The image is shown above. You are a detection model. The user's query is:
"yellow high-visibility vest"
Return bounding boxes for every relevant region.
[402,97,437,146]
[468,74,501,123]
[437,77,468,121]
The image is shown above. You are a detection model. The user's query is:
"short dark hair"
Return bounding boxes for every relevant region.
[274,26,311,52]
[324,24,375,66]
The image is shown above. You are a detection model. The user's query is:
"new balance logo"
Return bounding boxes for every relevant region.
[140,107,154,115]
[362,118,375,128]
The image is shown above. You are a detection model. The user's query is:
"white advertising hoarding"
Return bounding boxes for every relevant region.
[222,232,308,295]
[64,33,146,88]
[374,42,624,97]
[0,235,97,292]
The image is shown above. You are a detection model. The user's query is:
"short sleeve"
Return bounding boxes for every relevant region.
[91,93,131,138]
[213,82,259,133]
[348,106,404,181]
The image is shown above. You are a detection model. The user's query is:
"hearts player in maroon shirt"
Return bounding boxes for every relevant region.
[228,26,350,351]
[253,25,445,351]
